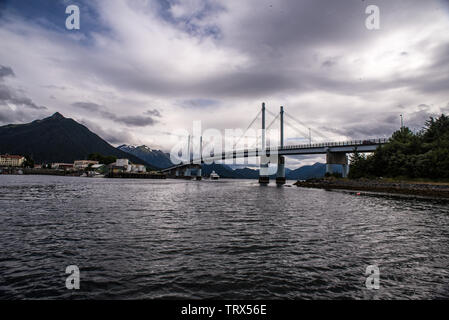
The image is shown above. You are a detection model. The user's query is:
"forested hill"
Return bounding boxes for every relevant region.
[349,114,449,180]
[0,112,151,166]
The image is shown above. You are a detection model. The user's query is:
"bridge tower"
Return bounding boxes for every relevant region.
[276,106,286,185]
[184,135,192,178]
[258,102,270,185]
[196,136,202,180]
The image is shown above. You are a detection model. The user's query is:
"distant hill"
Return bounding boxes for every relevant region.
[200,162,340,180]
[286,163,323,180]
[0,112,153,167]
[118,145,173,169]
[201,163,242,178]
[287,163,342,180]
[234,167,260,179]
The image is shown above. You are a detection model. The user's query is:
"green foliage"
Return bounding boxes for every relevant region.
[22,155,35,168]
[325,172,343,178]
[88,153,117,165]
[348,114,449,180]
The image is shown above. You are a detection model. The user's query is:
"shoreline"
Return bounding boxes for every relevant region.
[294,178,449,199]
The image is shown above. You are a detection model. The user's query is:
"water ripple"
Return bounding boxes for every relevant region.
[0,175,448,299]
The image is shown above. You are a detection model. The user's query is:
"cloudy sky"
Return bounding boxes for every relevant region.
[1,0,449,166]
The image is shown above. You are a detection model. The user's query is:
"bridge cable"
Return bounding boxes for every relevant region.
[285,112,331,141]
[232,109,262,149]
[284,112,331,142]
[283,118,310,139]
[265,113,279,130]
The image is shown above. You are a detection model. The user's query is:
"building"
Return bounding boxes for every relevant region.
[90,164,105,170]
[131,164,146,173]
[51,163,74,170]
[112,159,132,172]
[115,159,129,167]
[0,155,25,167]
[73,160,99,169]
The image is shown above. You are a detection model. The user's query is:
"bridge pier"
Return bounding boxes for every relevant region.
[276,156,286,185]
[196,167,202,181]
[342,162,349,178]
[184,167,192,179]
[326,152,349,178]
[259,163,270,185]
[325,164,332,175]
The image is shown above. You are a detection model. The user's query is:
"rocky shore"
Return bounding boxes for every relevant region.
[294,178,449,199]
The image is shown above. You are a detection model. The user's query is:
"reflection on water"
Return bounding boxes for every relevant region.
[0,175,448,299]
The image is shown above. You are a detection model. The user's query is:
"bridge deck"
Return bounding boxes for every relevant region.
[162,138,388,172]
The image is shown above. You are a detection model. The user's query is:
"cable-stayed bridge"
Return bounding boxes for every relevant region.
[162,103,388,185]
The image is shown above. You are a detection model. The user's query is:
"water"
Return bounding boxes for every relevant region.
[0,175,448,299]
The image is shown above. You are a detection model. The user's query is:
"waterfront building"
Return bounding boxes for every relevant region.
[115,159,129,167]
[90,164,105,170]
[131,164,146,173]
[0,154,25,167]
[51,163,74,170]
[73,160,99,169]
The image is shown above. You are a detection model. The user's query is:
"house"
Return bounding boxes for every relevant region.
[0,154,25,167]
[73,160,99,169]
[51,163,74,170]
[90,164,105,171]
[115,159,129,167]
[113,159,132,172]
[131,164,146,173]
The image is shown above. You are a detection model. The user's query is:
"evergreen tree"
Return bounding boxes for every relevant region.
[348,114,449,180]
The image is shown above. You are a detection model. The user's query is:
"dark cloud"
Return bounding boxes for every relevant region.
[72,101,103,112]
[41,84,67,90]
[0,65,15,79]
[180,98,219,108]
[0,65,47,124]
[321,58,338,68]
[322,104,447,138]
[0,105,46,125]
[144,109,162,117]
[114,115,157,126]
[73,101,158,127]
[78,118,135,145]
[0,84,47,110]
[0,65,46,110]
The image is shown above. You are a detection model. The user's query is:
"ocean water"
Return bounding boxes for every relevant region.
[0,175,448,299]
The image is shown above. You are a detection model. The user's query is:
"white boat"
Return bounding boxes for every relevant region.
[210,171,220,180]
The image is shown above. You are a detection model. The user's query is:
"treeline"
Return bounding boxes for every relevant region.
[88,153,117,165]
[349,114,449,180]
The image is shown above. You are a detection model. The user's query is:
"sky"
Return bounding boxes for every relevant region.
[1,0,449,167]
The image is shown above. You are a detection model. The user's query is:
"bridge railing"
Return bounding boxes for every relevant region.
[277,137,389,151]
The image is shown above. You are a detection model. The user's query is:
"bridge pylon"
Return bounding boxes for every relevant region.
[258,102,269,185]
[276,106,286,185]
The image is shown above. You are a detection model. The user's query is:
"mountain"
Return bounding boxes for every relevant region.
[233,167,260,179]
[200,162,341,180]
[0,112,153,167]
[117,145,173,169]
[286,163,342,180]
[286,163,325,180]
[201,163,242,178]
